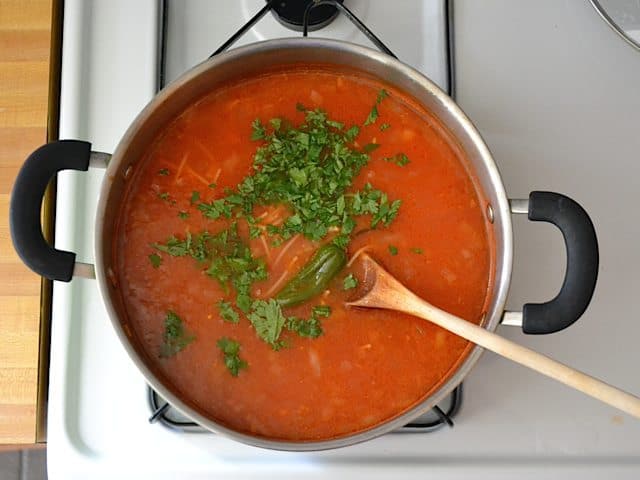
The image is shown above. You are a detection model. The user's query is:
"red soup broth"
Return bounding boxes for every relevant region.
[115,66,494,441]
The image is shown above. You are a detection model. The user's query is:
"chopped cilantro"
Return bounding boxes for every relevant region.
[217,300,239,323]
[343,273,358,290]
[312,305,331,317]
[248,299,286,349]
[178,211,189,220]
[411,247,424,254]
[216,337,247,376]
[364,89,389,126]
[384,153,410,167]
[190,191,200,205]
[160,311,194,358]
[175,96,400,250]
[285,305,331,339]
[158,192,170,201]
[286,316,323,339]
[153,233,192,257]
[362,143,380,153]
[158,168,169,176]
[249,225,262,239]
[208,182,217,189]
[388,245,398,256]
[197,198,232,219]
[148,253,162,268]
[371,197,401,228]
[153,226,266,312]
[380,123,391,131]
[332,234,350,250]
[251,118,266,140]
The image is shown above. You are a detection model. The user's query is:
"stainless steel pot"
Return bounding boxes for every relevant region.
[10,38,599,450]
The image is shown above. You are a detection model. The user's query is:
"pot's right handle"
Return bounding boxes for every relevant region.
[504,191,599,334]
[10,140,98,282]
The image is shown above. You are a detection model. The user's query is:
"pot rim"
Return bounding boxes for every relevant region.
[94,37,513,451]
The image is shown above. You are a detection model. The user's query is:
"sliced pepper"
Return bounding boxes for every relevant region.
[275,243,347,307]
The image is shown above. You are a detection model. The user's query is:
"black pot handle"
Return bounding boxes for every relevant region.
[521,191,599,334]
[10,140,92,282]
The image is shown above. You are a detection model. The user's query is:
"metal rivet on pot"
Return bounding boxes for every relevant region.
[486,204,494,224]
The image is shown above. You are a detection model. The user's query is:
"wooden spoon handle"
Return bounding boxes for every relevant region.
[404,294,640,418]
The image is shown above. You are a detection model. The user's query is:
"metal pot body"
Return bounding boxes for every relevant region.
[10,38,598,451]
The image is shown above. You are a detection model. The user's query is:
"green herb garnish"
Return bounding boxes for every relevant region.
[190,191,200,205]
[286,316,322,339]
[153,233,192,257]
[411,247,424,254]
[380,123,391,131]
[362,143,380,153]
[153,226,266,312]
[217,300,240,323]
[178,211,189,220]
[158,168,169,176]
[388,245,398,256]
[160,311,194,358]
[343,273,358,290]
[251,118,266,140]
[384,153,410,167]
[202,104,401,244]
[248,299,286,350]
[286,305,331,339]
[216,337,247,376]
[148,253,162,268]
[364,89,389,126]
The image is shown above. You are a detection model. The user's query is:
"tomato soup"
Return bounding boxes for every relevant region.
[115,66,493,441]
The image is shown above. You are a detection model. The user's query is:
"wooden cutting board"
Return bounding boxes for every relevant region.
[0,0,53,445]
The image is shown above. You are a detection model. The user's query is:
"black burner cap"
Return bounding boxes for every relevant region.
[270,0,344,32]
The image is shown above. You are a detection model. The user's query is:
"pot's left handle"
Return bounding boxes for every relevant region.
[10,140,100,282]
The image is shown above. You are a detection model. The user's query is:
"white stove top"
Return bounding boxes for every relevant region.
[49,1,640,478]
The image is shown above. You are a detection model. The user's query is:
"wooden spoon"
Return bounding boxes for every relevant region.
[347,254,640,419]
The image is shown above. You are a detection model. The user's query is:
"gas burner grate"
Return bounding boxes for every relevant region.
[147,384,463,434]
[210,0,396,58]
[271,0,343,32]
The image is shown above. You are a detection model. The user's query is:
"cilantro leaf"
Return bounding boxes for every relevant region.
[248,299,286,349]
[153,233,192,257]
[380,123,391,131]
[158,168,169,176]
[384,153,410,167]
[411,247,424,254]
[217,300,239,323]
[190,191,200,205]
[197,198,232,219]
[286,316,323,338]
[312,305,331,317]
[388,245,398,256]
[216,337,248,376]
[251,118,266,140]
[160,311,194,358]
[285,305,331,339]
[148,253,162,268]
[178,211,189,219]
[343,273,358,290]
[364,89,389,126]
[362,143,380,153]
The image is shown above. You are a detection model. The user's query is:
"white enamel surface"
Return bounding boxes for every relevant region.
[49,0,640,478]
